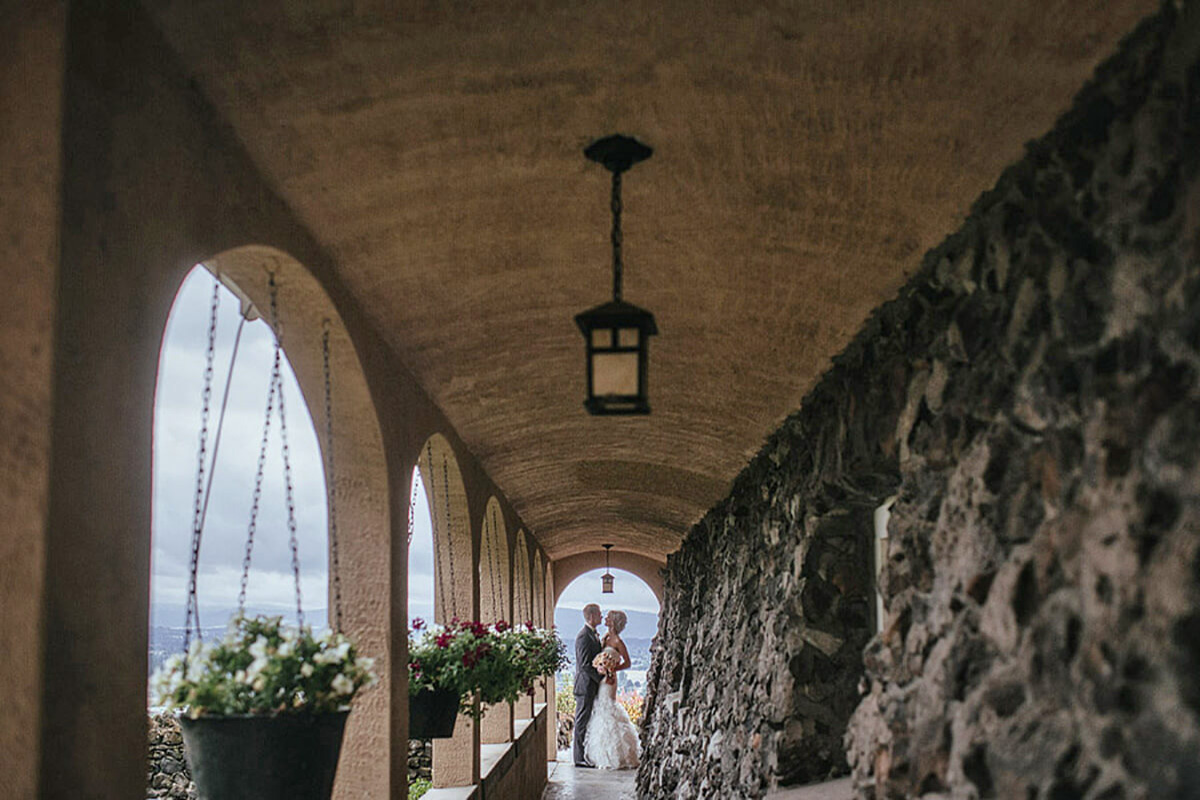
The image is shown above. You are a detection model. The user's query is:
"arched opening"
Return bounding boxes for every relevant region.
[150,266,328,672]
[479,497,511,625]
[415,433,478,788]
[149,248,392,799]
[479,497,513,744]
[552,567,661,761]
[405,464,436,793]
[408,465,436,628]
[512,530,534,718]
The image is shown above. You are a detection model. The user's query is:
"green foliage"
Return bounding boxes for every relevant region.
[408,778,431,799]
[408,619,566,719]
[152,615,377,717]
[555,683,576,717]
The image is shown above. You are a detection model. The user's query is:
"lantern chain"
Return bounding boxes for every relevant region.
[611,169,623,302]
[183,280,221,661]
[322,325,344,634]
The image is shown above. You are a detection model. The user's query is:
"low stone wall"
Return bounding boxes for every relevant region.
[147,714,195,800]
[557,712,573,752]
[640,5,1200,799]
[409,737,433,783]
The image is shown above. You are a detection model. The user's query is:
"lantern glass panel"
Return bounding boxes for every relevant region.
[618,327,640,348]
[593,351,639,396]
[591,328,613,348]
[601,573,615,593]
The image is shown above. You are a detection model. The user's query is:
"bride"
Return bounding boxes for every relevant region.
[584,610,640,770]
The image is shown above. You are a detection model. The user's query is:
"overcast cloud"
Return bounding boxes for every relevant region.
[152,268,652,636]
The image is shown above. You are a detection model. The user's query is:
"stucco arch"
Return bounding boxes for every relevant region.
[417,433,474,625]
[513,530,532,625]
[173,246,392,798]
[552,550,666,606]
[533,551,545,628]
[479,497,510,624]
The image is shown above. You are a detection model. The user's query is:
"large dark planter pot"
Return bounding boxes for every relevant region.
[409,688,459,739]
[180,711,349,800]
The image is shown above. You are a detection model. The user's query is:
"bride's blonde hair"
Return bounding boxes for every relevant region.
[606,610,628,634]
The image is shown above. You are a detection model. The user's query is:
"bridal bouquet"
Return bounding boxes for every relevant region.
[592,649,621,684]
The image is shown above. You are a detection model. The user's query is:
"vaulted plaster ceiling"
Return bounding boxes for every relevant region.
[144,0,1155,561]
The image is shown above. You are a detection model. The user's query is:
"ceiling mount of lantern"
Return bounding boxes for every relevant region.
[601,544,615,594]
[575,134,659,416]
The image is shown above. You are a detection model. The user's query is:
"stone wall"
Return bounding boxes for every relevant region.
[409,738,433,784]
[640,5,1200,799]
[147,715,195,800]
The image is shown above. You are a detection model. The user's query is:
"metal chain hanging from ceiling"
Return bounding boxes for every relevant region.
[233,273,305,629]
[321,324,344,634]
[237,338,279,616]
[408,464,420,547]
[183,281,220,656]
[493,506,503,620]
[441,451,458,620]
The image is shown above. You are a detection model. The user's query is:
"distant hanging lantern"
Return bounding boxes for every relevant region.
[601,544,615,594]
[575,135,659,415]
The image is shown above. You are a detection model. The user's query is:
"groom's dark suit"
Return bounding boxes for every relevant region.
[573,624,603,766]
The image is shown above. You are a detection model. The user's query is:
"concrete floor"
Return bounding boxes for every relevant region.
[543,755,637,800]
[542,755,853,799]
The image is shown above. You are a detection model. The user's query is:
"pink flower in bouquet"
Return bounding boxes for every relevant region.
[592,650,621,677]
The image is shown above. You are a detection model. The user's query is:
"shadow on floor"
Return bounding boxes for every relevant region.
[543,753,637,800]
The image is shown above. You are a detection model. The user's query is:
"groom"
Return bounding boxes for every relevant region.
[572,603,604,767]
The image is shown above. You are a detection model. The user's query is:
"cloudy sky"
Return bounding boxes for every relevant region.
[152,268,657,633]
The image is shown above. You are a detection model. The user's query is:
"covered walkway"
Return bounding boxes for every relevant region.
[5,2,1199,799]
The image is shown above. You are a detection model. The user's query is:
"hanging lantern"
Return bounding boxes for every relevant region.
[576,134,659,416]
[601,544,615,594]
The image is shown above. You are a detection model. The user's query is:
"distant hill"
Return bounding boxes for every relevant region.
[553,607,660,640]
[152,603,327,630]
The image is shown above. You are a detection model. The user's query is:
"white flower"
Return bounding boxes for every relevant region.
[252,675,266,692]
[246,656,269,680]
[277,641,294,658]
[355,656,375,672]
[313,642,351,665]
[301,663,314,678]
[248,636,270,659]
[234,670,248,684]
[331,673,354,696]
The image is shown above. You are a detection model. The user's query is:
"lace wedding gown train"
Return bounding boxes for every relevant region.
[583,647,640,770]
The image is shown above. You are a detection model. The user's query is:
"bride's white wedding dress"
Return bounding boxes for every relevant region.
[583,646,640,770]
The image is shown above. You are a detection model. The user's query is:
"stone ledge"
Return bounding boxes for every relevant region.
[421,787,478,800]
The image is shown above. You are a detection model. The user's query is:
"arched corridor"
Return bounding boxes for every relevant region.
[4,4,1199,800]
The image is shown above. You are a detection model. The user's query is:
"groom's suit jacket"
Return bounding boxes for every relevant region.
[573,624,603,697]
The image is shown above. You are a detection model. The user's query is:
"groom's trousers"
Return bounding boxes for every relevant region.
[573,686,598,765]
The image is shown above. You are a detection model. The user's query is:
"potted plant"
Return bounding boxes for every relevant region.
[407,618,565,738]
[152,614,377,800]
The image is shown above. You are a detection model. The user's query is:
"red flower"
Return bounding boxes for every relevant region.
[495,620,510,633]
[470,621,487,637]
[524,621,535,631]
[412,618,426,631]
[436,632,454,649]
[462,652,475,668]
